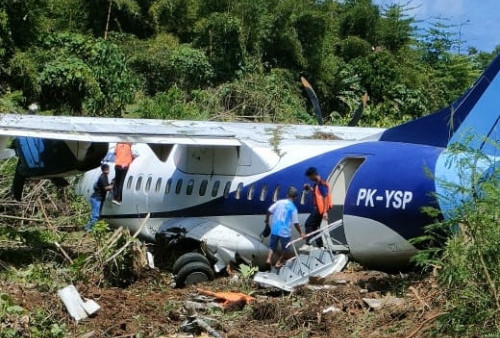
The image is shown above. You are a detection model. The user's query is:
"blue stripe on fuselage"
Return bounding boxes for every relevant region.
[104,142,444,241]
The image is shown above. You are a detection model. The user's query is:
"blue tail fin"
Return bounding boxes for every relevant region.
[380,53,500,153]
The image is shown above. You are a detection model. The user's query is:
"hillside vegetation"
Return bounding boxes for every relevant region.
[1,1,500,337]
[1,0,499,126]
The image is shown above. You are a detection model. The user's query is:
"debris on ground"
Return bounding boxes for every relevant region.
[363,296,405,311]
[179,316,224,338]
[197,289,255,310]
[57,285,100,321]
[322,305,341,314]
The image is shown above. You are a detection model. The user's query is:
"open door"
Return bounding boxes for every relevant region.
[325,157,365,245]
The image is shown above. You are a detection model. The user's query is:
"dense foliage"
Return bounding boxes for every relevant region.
[413,141,500,336]
[0,0,499,125]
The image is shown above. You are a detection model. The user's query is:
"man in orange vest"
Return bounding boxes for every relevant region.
[112,142,135,205]
[303,167,332,247]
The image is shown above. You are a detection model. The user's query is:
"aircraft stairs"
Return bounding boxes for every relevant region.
[253,220,349,291]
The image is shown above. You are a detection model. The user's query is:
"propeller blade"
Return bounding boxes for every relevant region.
[301,76,323,125]
[348,92,369,127]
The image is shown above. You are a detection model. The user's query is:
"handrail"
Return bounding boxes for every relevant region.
[285,219,343,249]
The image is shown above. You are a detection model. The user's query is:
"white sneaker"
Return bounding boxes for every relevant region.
[299,244,314,252]
[112,200,122,205]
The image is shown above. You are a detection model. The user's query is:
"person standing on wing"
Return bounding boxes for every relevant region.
[303,167,332,248]
[265,187,306,268]
[85,164,113,232]
[112,142,136,205]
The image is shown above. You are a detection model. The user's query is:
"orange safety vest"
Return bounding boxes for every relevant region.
[115,143,133,167]
[314,180,333,214]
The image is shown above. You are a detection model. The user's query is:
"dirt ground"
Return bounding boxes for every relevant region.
[0,263,445,338]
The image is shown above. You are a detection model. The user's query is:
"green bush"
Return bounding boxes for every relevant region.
[413,142,500,336]
[135,87,204,120]
[166,45,214,90]
[36,33,136,116]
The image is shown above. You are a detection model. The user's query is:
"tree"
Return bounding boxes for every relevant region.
[194,12,243,82]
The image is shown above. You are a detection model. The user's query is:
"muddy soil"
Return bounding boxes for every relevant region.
[1,265,445,337]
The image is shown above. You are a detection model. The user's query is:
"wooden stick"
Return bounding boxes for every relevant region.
[405,312,446,338]
[104,213,150,264]
[37,197,54,230]
[84,226,123,263]
[409,286,429,311]
[54,241,74,264]
[0,214,44,222]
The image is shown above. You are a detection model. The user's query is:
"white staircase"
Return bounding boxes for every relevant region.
[254,220,349,292]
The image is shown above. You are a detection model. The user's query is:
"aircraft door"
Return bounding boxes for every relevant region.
[325,157,366,245]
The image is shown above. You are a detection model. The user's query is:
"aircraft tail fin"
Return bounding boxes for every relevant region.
[380,53,500,153]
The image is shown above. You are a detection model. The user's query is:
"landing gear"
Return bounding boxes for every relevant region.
[173,252,214,287]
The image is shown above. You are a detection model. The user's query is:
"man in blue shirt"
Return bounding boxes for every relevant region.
[265,187,306,268]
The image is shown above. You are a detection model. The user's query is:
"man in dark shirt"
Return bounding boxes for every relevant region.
[303,167,332,248]
[85,164,113,232]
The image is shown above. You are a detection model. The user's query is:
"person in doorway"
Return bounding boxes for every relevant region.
[112,142,136,205]
[265,187,306,268]
[302,167,332,248]
[85,164,113,232]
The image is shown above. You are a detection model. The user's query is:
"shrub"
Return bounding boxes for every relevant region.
[413,141,500,336]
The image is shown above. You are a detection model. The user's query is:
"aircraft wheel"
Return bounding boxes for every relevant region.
[175,261,214,288]
[172,252,211,275]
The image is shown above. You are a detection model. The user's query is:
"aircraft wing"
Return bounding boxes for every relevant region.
[0,114,240,146]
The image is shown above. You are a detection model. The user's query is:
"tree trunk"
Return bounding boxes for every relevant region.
[104,0,113,39]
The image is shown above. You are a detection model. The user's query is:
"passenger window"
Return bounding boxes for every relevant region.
[212,180,220,197]
[135,176,143,192]
[272,185,281,202]
[247,184,255,200]
[175,179,183,194]
[235,183,243,200]
[126,176,133,190]
[223,181,231,198]
[259,184,268,201]
[145,177,152,193]
[165,178,172,194]
[199,180,208,196]
[186,179,194,195]
[155,178,162,192]
[300,189,308,205]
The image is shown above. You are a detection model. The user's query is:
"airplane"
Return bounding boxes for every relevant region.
[0,53,499,288]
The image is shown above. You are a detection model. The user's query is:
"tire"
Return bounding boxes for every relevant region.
[172,252,211,275]
[175,261,215,288]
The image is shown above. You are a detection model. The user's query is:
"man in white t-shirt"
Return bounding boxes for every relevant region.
[265,187,306,268]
